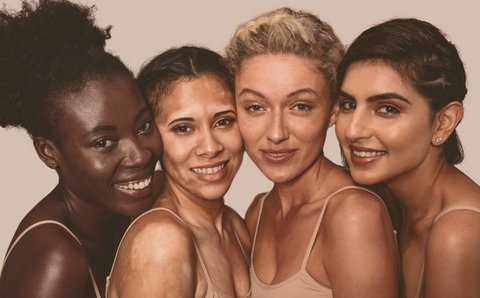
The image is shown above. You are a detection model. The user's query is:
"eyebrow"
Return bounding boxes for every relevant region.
[287,88,319,98]
[238,88,266,98]
[168,110,236,126]
[84,106,151,137]
[339,90,412,105]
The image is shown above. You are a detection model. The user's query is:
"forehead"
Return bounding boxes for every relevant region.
[59,77,147,137]
[235,54,328,97]
[158,75,235,121]
[343,61,408,92]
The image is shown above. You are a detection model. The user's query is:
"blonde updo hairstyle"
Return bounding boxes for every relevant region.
[225,7,345,101]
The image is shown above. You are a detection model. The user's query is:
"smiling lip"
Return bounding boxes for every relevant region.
[349,145,387,166]
[261,149,296,164]
[114,175,152,193]
[191,161,229,182]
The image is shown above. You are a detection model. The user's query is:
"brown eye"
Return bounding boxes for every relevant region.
[172,125,192,133]
[215,118,234,127]
[94,139,115,148]
[138,121,152,134]
[377,105,399,114]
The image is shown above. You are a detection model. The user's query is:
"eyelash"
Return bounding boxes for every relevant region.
[94,139,115,148]
[292,103,311,112]
[215,117,235,127]
[377,105,400,114]
[245,104,264,112]
[138,120,152,134]
[171,124,192,133]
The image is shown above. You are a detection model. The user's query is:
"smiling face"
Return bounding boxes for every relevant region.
[335,61,437,186]
[155,75,243,202]
[54,77,162,217]
[235,54,334,184]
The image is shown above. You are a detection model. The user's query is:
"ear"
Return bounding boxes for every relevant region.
[432,101,464,145]
[34,137,60,170]
[329,101,339,127]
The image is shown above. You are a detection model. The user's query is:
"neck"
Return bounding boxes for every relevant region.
[272,153,335,212]
[159,177,225,233]
[387,156,449,222]
[56,185,120,244]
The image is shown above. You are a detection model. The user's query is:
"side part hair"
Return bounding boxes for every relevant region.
[224,7,345,101]
[0,0,133,143]
[137,46,233,116]
[337,18,467,164]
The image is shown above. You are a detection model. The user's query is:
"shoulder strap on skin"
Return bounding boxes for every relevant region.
[1,220,101,298]
[415,205,480,298]
[301,185,395,269]
[250,192,270,261]
[223,211,249,265]
[107,207,213,286]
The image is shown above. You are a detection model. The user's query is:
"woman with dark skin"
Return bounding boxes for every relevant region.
[0,1,162,297]
[335,18,480,298]
[107,46,251,298]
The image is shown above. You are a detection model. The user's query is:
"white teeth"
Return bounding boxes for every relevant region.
[118,176,152,190]
[267,152,288,157]
[353,150,386,158]
[191,163,226,174]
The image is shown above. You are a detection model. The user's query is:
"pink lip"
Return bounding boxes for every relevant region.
[349,145,386,166]
[261,148,297,164]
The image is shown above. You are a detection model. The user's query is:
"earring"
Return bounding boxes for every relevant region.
[436,137,442,143]
[49,164,54,168]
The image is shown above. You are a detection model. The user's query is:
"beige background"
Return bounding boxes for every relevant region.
[1,0,478,259]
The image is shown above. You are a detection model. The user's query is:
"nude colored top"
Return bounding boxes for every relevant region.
[250,186,396,298]
[0,220,101,298]
[414,205,480,298]
[106,207,252,298]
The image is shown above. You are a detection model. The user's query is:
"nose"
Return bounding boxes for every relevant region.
[122,137,152,168]
[266,110,289,144]
[345,108,372,141]
[195,129,223,158]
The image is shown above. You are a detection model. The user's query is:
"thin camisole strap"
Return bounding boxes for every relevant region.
[414,205,480,298]
[1,220,101,298]
[301,186,393,269]
[223,211,249,265]
[250,192,270,261]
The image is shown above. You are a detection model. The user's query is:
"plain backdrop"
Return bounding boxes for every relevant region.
[1,0,478,259]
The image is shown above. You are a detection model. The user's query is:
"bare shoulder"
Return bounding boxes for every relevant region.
[423,208,480,296]
[1,223,90,297]
[108,209,197,297]
[224,205,252,260]
[325,187,391,230]
[244,192,269,241]
[427,208,480,259]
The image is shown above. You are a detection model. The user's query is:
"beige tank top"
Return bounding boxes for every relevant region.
[0,220,101,298]
[414,205,480,298]
[106,207,252,298]
[250,186,396,298]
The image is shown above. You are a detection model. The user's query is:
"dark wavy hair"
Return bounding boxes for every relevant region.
[0,0,133,144]
[137,46,233,116]
[337,18,467,164]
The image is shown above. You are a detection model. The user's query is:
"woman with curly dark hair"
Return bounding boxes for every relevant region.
[0,1,162,297]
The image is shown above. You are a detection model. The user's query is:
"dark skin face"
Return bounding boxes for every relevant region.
[52,76,163,217]
[0,76,162,298]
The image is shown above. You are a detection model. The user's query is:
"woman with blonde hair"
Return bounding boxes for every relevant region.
[225,7,400,297]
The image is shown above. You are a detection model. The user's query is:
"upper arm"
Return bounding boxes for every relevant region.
[0,224,90,298]
[424,211,480,298]
[322,190,399,298]
[107,213,197,298]
[244,193,266,242]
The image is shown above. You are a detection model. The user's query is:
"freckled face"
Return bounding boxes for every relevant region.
[335,61,436,186]
[234,54,334,184]
[155,75,243,201]
[55,77,163,217]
